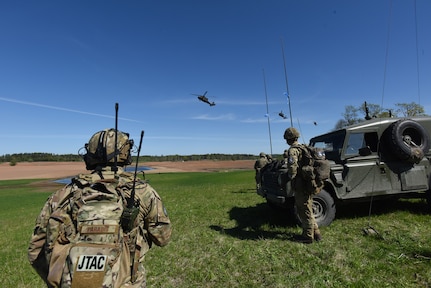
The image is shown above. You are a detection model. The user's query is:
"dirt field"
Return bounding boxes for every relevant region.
[0,160,255,180]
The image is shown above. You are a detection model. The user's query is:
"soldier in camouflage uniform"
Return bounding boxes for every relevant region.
[28,129,172,287]
[254,152,269,190]
[284,127,322,244]
[265,154,273,163]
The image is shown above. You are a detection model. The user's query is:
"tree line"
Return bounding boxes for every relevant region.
[335,101,427,130]
[0,153,265,165]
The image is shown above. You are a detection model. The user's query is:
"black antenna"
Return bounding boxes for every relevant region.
[129,130,144,209]
[113,103,119,173]
[121,130,144,233]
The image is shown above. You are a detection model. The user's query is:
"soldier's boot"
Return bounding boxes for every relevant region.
[314,227,322,242]
[295,229,313,244]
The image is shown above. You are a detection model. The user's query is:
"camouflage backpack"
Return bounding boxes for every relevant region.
[295,144,330,193]
[46,174,131,288]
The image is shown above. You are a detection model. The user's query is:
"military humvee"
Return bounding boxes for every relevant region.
[257,116,431,227]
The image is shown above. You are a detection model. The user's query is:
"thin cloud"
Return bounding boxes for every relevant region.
[0,134,87,139]
[241,115,289,123]
[160,98,194,104]
[191,113,235,121]
[214,99,288,106]
[241,117,268,123]
[0,97,142,123]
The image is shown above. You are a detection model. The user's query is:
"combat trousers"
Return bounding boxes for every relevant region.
[294,190,319,239]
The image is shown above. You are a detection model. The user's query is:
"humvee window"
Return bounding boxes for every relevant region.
[345,132,379,156]
[345,133,365,155]
[310,130,345,162]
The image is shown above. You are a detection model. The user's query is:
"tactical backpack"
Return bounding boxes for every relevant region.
[295,144,330,193]
[46,175,133,288]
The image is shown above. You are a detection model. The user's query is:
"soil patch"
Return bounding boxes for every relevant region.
[0,160,255,180]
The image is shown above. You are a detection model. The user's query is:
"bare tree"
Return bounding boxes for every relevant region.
[342,105,361,126]
[395,102,426,117]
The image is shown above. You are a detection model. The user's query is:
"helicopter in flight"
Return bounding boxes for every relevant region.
[192,91,216,106]
[278,110,287,119]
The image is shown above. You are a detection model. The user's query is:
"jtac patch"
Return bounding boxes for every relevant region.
[71,255,107,288]
[76,255,107,271]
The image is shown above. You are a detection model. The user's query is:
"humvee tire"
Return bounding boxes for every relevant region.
[295,189,336,227]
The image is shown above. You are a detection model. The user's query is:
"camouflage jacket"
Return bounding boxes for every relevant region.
[287,142,320,194]
[28,167,172,288]
[287,141,307,193]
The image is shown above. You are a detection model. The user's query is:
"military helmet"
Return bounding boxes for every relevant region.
[83,128,134,170]
[259,152,266,157]
[284,127,300,140]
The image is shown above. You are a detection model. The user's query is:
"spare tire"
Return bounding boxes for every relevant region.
[389,119,430,163]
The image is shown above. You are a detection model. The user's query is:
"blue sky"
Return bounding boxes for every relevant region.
[1,1,430,157]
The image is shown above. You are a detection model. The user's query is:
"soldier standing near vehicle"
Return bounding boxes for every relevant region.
[266,154,273,163]
[28,129,172,287]
[254,152,269,190]
[284,127,322,244]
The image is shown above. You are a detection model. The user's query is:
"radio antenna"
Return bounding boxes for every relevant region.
[262,68,273,155]
[121,130,144,233]
[281,37,293,127]
[113,102,119,173]
[130,130,144,208]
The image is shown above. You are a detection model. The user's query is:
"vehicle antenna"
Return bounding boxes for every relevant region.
[367,1,393,236]
[281,37,293,127]
[414,0,421,105]
[262,68,273,155]
[380,0,392,110]
[297,118,306,144]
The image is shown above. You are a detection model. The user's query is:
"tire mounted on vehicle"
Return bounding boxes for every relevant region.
[389,119,430,163]
[295,189,336,227]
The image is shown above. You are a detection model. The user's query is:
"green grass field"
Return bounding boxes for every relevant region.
[1,170,431,287]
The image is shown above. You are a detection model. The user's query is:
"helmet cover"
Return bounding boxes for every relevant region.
[283,127,300,140]
[83,128,134,170]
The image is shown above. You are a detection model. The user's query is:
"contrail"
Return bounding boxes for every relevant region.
[0,97,142,122]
